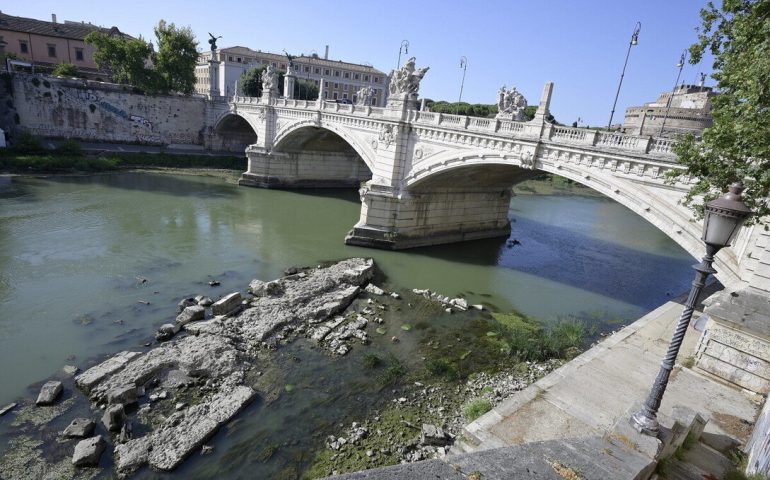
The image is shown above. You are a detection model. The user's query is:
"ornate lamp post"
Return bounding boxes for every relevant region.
[397,40,409,69]
[607,22,641,131]
[659,50,687,136]
[631,183,752,436]
[458,56,468,104]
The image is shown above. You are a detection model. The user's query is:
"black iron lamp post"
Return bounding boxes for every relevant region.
[397,40,409,70]
[607,22,641,131]
[659,50,687,136]
[630,182,752,436]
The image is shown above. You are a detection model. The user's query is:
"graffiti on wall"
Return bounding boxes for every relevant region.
[66,88,154,131]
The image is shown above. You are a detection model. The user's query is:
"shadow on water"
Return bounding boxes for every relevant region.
[42,172,239,198]
[404,215,694,311]
[277,186,361,204]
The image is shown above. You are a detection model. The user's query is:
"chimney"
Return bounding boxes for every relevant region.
[52,14,57,23]
[324,45,329,60]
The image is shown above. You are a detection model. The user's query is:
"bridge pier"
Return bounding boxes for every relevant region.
[344,182,530,249]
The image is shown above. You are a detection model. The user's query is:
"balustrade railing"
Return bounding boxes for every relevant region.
[597,131,640,149]
[414,111,437,124]
[552,126,588,142]
[649,138,674,155]
[439,114,463,126]
[468,117,491,130]
[498,119,525,134]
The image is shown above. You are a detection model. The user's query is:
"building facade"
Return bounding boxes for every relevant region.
[0,11,132,79]
[623,83,714,137]
[196,46,388,106]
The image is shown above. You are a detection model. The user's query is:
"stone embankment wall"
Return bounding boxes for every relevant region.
[11,74,207,146]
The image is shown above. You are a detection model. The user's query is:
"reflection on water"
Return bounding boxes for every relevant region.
[0,172,695,477]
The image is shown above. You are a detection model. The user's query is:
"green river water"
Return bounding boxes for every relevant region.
[0,172,695,478]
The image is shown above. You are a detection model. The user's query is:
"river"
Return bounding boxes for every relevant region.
[0,172,694,478]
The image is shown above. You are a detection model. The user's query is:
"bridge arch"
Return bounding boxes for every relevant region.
[272,119,377,173]
[401,150,739,287]
[211,112,259,152]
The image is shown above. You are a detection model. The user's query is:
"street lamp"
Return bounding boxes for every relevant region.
[458,56,468,104]
[607,22,641,131]
[397,40,409,69]
[631,182,752,436]
[659,50,687,136]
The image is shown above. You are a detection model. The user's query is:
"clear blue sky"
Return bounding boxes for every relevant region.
[8,1,714,127]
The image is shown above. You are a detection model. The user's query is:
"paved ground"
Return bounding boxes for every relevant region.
[459,288,761,454]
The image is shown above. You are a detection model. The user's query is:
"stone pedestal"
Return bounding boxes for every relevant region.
[283,73,296,99]
[695,288,770,394]
[208,60,220,97]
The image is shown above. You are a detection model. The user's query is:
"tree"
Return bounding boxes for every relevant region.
[238,66,318,100]
[153,20,198,95]
[52,63,79,77]
[669,0,770,221]
[85,31,157,90]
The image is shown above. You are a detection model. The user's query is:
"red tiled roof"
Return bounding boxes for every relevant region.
[0,12,133,41]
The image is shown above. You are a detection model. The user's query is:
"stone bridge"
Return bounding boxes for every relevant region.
[206,80,770,294]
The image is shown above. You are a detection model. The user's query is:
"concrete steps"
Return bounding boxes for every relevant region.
[658,441,736,480]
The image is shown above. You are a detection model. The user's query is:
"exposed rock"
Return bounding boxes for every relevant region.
[162,369,192,389]
[106,384,138,406]
[176,305,205,326]
[211,292,242,316]
[36,381,63,405]
[76,351,142,394]
[155,323,178,341]
[390,292,401,299]
[102,404,125,432]
[0,403,17,416]
[201,445,213,455]
[195,296,213,307]
[471,304,484,311]
[72,435,106,467]
[62,418,95,438]
[421,423,449,446]
[62,365,79,376]
[365,284,385,296]
[177,298,197,314]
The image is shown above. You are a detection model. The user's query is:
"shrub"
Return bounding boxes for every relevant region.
[55,139,83,156]
[11,132,45,154]
[463,398,492,421]
[362,353,382,369]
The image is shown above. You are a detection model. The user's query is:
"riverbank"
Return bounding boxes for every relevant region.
[0,259,583,479]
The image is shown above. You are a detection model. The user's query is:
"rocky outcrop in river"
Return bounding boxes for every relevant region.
[72,258,374,477]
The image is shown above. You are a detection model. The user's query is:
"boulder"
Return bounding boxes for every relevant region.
[102,404,125,432]
[106,384,138,406]
[421,423,449,446]
[211,292,242,316]
[195,296,213,307]
[248,279,266,296]
[36,380,63,405]
[365,284,385,296]
[155,323,178,341]
[176,306,204,326]
[176,298,197,314]
[75,351,141,393]
[62,365,79,375]
[63,418,95,438]
[0,403,17,416]
[72,435,106,467]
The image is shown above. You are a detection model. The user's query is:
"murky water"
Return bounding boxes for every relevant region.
[0,172,694,477]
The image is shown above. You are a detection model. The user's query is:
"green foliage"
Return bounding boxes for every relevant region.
[85,31,158,91]
[362,353,382,369]
[425,358,459,380]
[379,356,406,386]
[489,312,587,362]
[86,19,198,95]
[55,139,83,156]
[238,66,318,100]
[667,0,770,222]
[10,132,44,154]
[52,63,80,77]
[462,398,492,421]
[153,20,198,95]
[425,100,497,117]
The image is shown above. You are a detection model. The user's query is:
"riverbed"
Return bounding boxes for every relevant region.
[0,172,694,477]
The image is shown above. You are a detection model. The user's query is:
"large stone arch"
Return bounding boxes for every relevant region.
[210,112,259,152]
[272,119,377,173]
[240,121,373,189]
[402,152,741,287]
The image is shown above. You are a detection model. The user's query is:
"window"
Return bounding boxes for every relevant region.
[333,92,338,99]
[228,56,233,61]
[374,77,379,83]
[304,66,310,73]
[280,63,286,69]
[47,44,57,58]
[354,73,360,80]
[363,75,369,82]
[324,69,330,75]
[236,57,242,62]
[314,80,319,85]
[371,98,377,106]
[315,67,320,74]
[324,90,328,98]
[272,62,277,67]
[343,84,348,91]
[75,48,84,61]
[343,93,348,99]
[353,95,357,103]
[334,83,338,88]
[19,41,29,54]
[344,72,350,79]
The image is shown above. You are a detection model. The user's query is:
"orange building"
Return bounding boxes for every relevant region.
[0,11,132,79]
